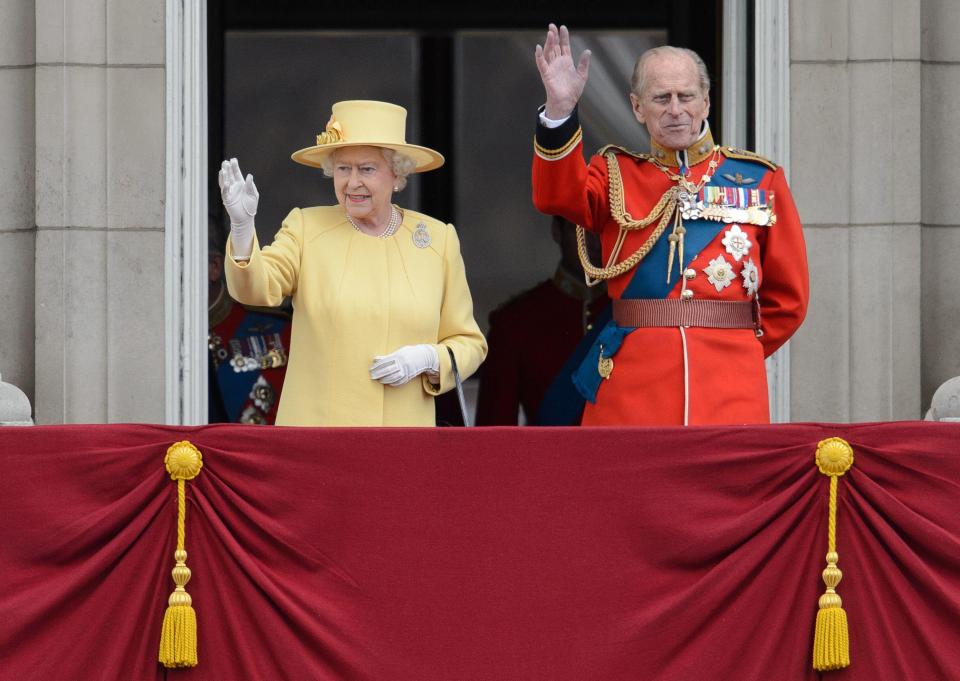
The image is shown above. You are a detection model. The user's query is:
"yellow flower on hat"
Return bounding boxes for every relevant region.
[316,115,343,146]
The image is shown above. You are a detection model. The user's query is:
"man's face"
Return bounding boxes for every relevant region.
[630,53,710,151]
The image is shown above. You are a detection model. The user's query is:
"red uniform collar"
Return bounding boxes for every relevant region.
[649,125,716,168]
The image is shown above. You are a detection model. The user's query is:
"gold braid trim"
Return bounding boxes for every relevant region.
[576,150,678,282]
[534,127,583,161]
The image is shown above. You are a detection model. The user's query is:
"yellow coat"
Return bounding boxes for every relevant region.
[226,205,487,426]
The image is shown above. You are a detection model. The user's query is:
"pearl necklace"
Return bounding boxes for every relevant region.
[348,206,402,239]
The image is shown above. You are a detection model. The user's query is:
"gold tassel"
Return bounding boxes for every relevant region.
[159,441,204,669]
[812,437,854,672]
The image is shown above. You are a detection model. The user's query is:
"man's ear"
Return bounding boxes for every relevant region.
[630,92,645,124]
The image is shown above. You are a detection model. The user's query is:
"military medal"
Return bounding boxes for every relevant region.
[679,190,702,221]
[697,187,775,226]
[228,331,288,373]
[413,222,431,248]
[721,225,752,261]
[262,347,286,369]
[208,333,229,369]
[240,405,267,425]
[704,255,735,292]
[250,375,276,411]
[741,259,759,296]
[598,344,614,379]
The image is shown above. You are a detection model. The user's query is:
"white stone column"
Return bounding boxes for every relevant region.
[33,0,165,423]
[754,0,792,422]
[921,2,960,409]
[789,0,922,421]
[0,1,37,406]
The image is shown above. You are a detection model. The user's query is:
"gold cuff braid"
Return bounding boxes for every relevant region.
[534,127,583,161]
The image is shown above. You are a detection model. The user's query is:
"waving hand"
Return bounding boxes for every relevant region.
[217,158,259,259]
[534,24,591,120]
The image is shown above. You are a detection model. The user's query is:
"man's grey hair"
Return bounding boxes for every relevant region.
[320,147,417,191]
[631,45,711,98]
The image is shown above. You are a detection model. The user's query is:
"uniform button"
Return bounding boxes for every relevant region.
[683,268,696,280]
[681,289,695,300]
[586,324,593,331]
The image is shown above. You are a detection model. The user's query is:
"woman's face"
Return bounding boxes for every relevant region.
[331,146,397,224]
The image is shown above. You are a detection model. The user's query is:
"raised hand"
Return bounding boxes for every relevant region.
[534,23,591,120]
[218,158,259,228]
[217,158,258,259]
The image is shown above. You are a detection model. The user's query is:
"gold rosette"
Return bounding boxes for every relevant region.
[165,440,203,481]
[816,437,854,477]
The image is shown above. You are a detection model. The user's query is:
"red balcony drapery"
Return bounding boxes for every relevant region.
[1,422,959,680]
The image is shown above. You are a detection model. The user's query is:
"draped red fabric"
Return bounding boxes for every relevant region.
[1,423,959,681]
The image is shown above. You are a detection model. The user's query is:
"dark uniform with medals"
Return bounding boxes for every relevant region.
[208,284,292,425]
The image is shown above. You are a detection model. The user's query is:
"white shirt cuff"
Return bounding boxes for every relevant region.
[539,110,571,128]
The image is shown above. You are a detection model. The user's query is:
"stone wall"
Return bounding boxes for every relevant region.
[32,0,166,423]
[0,1,37,413]
[920,1,960,411]
[789,0,926,420]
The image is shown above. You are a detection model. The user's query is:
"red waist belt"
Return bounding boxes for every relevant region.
[612,299,756,329]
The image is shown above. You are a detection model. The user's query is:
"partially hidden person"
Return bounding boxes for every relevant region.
[207,226,292,425]
[475,216,609,425]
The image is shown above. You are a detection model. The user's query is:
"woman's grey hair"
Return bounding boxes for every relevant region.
[320,147,417,191]
[631,45,710,98]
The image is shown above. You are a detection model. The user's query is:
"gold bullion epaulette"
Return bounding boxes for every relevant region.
[719,146,778,170]
[597,144,651,161]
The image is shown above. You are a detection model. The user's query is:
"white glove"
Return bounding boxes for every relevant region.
[218,158,259,259]
[369,344,440,386]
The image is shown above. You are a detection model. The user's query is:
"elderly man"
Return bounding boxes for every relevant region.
[532,24,808,425]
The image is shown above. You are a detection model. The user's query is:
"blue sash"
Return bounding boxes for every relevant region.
[536,304,612,425]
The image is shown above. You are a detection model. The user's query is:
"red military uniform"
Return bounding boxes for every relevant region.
[475,266,609,425]
[532,111,808,425]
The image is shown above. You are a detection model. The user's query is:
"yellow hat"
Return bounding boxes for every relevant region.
[291,100,445,172]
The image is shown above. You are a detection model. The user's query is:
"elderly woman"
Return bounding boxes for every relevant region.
[218,100,487,426]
